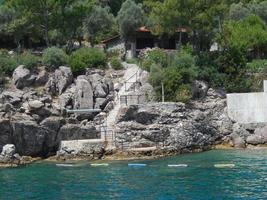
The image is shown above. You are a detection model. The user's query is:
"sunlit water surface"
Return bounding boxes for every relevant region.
[0,149,266,200]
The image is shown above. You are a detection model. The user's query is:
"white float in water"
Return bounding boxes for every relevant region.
[128,163,147,167]
[168,164,188,168]
[56,164,75,167]
[214,164,235,168]
[90,163,109,167]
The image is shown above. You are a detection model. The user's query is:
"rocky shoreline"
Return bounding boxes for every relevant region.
[1,65,267,168]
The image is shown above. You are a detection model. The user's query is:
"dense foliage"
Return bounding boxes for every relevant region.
[110,58,123,70]
[69,48,107,73]
[0,0,267,102]
[42,47,68,69]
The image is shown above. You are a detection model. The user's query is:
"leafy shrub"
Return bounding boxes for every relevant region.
[69,48,107,73]
[42,47,68,69]
[172,51,196,69]
[0,54,17,75]
[247,59,267,72]
[162,67,183,101]
[17,51,39,69]
[110,58,123,70]
[141,58,154,72]
[126,58,138,64]
[147,48,168,67]
[106,49,123,58]
[175,84,192,103]
[171,51,198,83]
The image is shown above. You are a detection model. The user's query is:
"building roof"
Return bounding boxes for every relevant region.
[137,26,188,33]
[101,35,121,44]
[102,26,189,44]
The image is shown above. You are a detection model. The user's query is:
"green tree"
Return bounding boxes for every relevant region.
[229,2,251,20]
[53,0,96,49]
[145,0,231,51]
[221,15,267,57]
[83,5,114,47]
[117,0,145,55]
[4,0,57,47]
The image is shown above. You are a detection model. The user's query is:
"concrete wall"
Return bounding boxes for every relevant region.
[227,92,267,124]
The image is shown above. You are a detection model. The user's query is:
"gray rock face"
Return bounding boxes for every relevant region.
[74,77,94,109]
[116,89,233,151]
[0,119,12,151]
[45,66,73,95]
[11,120,49,156]
[12,65,36,89]
[35,68,49,86]
[57,140,105,159]
[94,98,108,109]
[58,124,99,141]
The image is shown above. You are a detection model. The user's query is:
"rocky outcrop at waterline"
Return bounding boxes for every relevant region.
[1,64,267,165]
[0,66,115,160]
[115,88,267,153]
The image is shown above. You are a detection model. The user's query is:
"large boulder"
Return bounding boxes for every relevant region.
[1,144,15,158]
[35,68,49,86]
[59,84,75,108]
[57,140,105,159]
[230,133,246,148]
[74,77,94,109]
[0,144,20,165]
[192,80,209,99]
[246,126,267,145]
[94,98,108,109]
[57,124,99,141]
[0,90,23,105]
[40,117,65,132]
[45,66,73,95]
[28,100,44,110]
[12,65,36,89]
[88,74,113,98]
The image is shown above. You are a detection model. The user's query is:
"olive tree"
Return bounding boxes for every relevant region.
[83,5,114,47]
[117,0,145,56]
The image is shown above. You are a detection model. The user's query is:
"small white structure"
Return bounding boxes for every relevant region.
[227,81,267,124]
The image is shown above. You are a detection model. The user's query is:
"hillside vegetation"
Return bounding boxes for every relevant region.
[0,0,267,102]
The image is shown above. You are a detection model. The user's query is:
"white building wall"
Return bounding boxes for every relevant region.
[227,92,267,124]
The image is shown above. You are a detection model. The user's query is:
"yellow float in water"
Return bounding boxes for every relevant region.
[214,164,235,168]
[90,163,109,167]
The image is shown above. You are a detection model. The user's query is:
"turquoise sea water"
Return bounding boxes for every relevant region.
[0,149,266,200]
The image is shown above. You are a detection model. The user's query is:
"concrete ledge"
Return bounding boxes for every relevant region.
[58,139,105,155]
